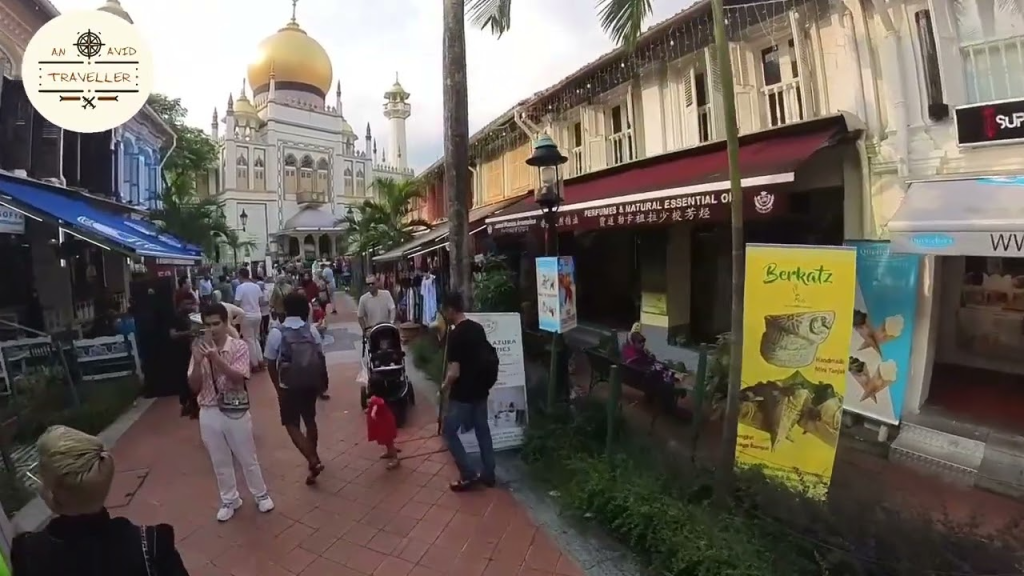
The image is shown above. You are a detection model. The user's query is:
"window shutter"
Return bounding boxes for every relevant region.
[706,47,725,139]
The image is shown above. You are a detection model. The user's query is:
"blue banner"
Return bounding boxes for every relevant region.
[536,257,560,333]
[844,241,921,425]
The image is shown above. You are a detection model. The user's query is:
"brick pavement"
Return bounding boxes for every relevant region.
[103,292,585,576]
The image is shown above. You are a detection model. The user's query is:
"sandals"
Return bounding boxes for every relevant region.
[449,477,479,492]
[386,459,400,470]
[305,461,325,485]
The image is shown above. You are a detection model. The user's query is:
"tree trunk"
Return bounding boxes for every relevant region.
[442,0,473,306]
[711,0,746,503]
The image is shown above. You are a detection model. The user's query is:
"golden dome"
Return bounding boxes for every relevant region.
[247,17,332,98]
[97,0,133,23]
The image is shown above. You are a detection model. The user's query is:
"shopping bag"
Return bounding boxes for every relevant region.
[356,363,369,385]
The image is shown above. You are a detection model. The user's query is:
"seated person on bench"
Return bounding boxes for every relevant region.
[621,323,678,389]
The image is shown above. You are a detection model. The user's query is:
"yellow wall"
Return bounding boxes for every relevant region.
[506,143,532,197]
[481,155,505,203]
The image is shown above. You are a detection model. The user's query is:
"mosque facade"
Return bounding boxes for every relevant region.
[211,2,414,264]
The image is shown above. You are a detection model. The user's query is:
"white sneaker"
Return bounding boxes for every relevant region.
[217,498,243,522]
[255,493,275,513]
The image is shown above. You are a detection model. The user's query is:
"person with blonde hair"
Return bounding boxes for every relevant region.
[10,426,189,575]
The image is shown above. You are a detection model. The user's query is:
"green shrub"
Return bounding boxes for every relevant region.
[472,255,518,313]
[2,374,141,443]
[523,400,1024,576]
[409,334,444,385]
[0,472,32,518]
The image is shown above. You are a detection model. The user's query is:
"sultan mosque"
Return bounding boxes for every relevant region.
[209,0,414,263]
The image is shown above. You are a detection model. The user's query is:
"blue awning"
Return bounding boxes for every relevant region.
[0,174,202,261]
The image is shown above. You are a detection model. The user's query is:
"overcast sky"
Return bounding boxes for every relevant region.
[50,0,694,171]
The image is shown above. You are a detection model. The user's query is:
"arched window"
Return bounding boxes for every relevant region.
[355,165,366,196]
[236,149,249,189]
[343,164,354,196]
[284,154,298,194]
[299,154,314,192]
[315,157,329,194]
[253,152,266,191]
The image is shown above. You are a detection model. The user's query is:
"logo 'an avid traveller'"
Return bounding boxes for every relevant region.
[23,11,153,133]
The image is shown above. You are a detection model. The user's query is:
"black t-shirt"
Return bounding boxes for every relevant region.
[447,318,490,404]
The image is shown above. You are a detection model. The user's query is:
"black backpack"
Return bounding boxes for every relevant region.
[480,337,500,389]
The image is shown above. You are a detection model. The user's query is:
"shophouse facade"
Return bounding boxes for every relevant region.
[405,0,873,364]
[846,0,1024,492]
[0,0,199,339]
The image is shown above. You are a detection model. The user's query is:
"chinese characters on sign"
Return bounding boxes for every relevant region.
[486,188,783,236]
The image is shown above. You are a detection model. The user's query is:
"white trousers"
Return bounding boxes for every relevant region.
[240,313,264,367]
[198,407,268,504]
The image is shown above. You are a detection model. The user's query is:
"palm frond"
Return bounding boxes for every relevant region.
[467,0,512,37]
[597,0,653,49]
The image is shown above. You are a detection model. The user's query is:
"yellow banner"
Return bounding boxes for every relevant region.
[736,244,856,495]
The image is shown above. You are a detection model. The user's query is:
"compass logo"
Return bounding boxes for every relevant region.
[22,11,153,133]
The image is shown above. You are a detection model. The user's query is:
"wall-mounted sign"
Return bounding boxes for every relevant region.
[0,208,24,235]
[955,99,1024,147]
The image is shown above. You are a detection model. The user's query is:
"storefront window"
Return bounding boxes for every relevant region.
[955,256,1024,363]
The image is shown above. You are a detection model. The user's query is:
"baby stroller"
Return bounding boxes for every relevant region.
[359,323,416,427]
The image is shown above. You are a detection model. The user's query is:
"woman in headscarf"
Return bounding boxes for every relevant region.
[622,323,678,389]
[11,426,189,575]
[270,274,293,323]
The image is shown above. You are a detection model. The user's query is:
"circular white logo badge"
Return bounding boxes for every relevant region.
[23,10,153,134]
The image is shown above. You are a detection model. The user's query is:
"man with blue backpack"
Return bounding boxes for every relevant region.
[264,291,329,486]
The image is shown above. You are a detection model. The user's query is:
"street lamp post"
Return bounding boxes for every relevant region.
[526,134,568,411]
[239,209,249,232]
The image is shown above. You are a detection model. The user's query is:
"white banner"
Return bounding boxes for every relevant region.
[460,312,528,452]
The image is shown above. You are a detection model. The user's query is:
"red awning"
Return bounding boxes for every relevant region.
[486,125,842,230]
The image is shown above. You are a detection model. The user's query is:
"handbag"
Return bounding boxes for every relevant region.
[209,354,250,418]
[139,525,155,576]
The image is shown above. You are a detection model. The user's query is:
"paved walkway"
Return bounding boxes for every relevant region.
[103,293,585,576]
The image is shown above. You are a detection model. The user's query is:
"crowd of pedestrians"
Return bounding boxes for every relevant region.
[8,262,505,575]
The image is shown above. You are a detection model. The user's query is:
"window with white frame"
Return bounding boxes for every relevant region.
[607,104,634,165]
[955,0,1024,102]
[760,39,803,127]
[694,71,712,143]
[570,121,583,176]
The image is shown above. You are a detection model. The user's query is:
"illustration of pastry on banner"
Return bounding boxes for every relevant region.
[736,244,857,497]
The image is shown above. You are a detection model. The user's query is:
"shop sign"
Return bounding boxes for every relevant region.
[580,189,780,231]
[535,256,577,333]
[955,98,1024,147]
[0,208,24,235]
[844,241,920,426]
[738,244,857,497]
[462,312,529,451]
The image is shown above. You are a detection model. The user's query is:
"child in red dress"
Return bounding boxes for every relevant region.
[366,378,399,469]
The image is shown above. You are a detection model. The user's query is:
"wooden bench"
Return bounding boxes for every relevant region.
[584,347,697,427]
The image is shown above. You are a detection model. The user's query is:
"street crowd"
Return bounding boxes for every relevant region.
[7,258,505,576]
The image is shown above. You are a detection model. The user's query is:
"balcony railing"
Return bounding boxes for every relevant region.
[962,36,1024,103]
[608,130,635,167]
[570,146,584,177]
[297,191,327,205]
[761,79,805,128]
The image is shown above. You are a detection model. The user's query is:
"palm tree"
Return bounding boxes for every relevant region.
[341,177,432,256]
[149,179,230,259]
[220,228,258,265]
[462,0,744,500]
[440,1,652,307]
